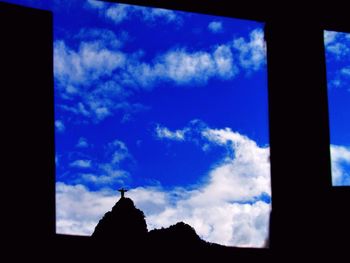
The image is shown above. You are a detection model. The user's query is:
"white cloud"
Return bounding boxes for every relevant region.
[134,128,271,247]
[105,4,129,24]
[55,120,65,132]
[233,29,266,71]
[54,37,134,122]
[155,125,186,141]
[200,128,271,201]
[324,31,338,46]
[128,46,238,87]
[56,182,117,235]
[156,50,217,84]
[67,138,132,187]
[327,42,350,59]
[139,7,179,23]
[127,29,265,87]
[55,28,265,123]
[153,119,208,144]
[87,1,181,25]
[70,159,92,169]
[73,164,129,187]
[99,163,129,181]
[75,28,124,49]
[54,33,150,123]
[56,128,271,247]
[76,137,89,148]
[341,67,350,77]
[86,0,106,10]
[330,145,350,186]
[77,102,90,116]
[324,30,350,59]
[54,40,125,86]
[107,139,131,164]
[325,31,350,90]
[80,170,127,185]
[332,66,350,91]
[65,85,79,95]
[208,21,223,33]
[213,45,235,78]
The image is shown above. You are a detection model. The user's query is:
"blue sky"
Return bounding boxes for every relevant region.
[324,31,350,186]
[5,0,350,248]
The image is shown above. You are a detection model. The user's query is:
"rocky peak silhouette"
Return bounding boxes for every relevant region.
[91,197,148,246]
[148,221,204,248]
[88,196,260,259]
[91,196,205,249]
[147,222,206,257]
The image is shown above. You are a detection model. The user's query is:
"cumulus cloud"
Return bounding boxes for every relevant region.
[153,119,211,146]
[70,159,92,169]
[75,139,132,186]
[213,45,236,77]
[127,46,237,87]
[54,40,135,122]
[139,7,179,23]
[327,42,349,59]
[54,40,125,87]
[86,0,106,10]
[55,26,265,123]
[208,21,223,33]
[75,28,124,49]
[73,165,129,187]
[107,139,132,164]
[155,125,186,141]
[54,28,152,123]
[330,145,350,186]
[126,29,265,87]
[55,120,65,132]
[233,29,266,71]
[324,31,338,46]
[56,126,271,247]
[104,4,129,24]
[86,1,181,25]
[80,170,127,185]
[62,138,132,187]
[324,30,350,59]
[324,31,350,90]
[76,137,89,148]
[341,67,350,77]
[56,182,117,235]
[54,28,266,128]
[331,66,350,90]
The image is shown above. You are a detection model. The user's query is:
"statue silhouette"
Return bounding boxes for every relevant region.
[118,188,128,198]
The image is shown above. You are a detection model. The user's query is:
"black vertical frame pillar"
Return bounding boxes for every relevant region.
[1,2,55,252]
[266,16,332,254]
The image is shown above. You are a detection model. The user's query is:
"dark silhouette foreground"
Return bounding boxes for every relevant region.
[92,197,148,246]
[83,196,267,261]
[91,197,204,249]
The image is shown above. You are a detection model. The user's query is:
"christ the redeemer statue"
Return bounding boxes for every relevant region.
[118,188,128,198]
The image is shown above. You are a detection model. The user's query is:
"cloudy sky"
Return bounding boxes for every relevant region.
[5,0,349,248]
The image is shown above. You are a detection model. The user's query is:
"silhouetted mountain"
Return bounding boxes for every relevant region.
[88,196,269,260]
[91,197,147,246]
[91,195,208,257]
[148,221,205,251]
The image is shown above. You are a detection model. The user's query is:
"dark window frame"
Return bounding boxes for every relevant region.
[3,0,349,260]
